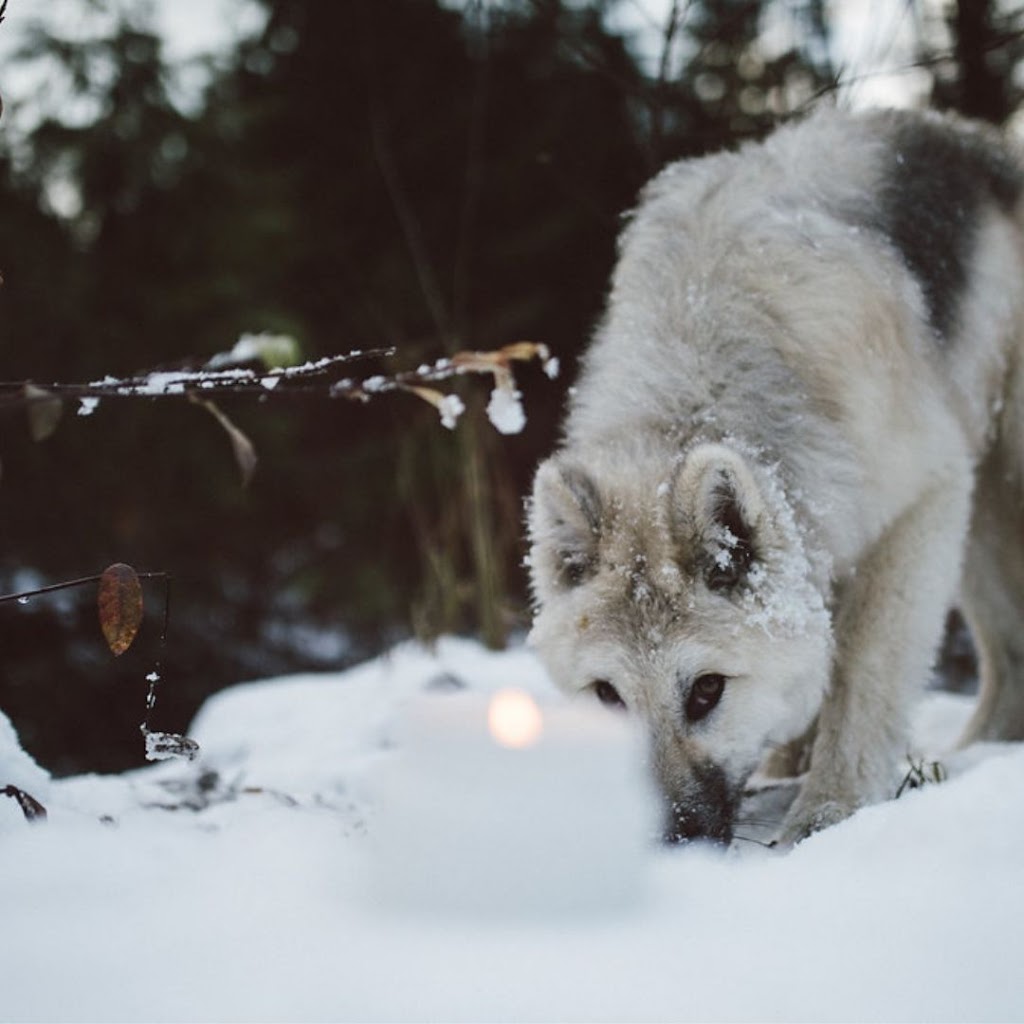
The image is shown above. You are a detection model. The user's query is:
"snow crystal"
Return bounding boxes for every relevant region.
[543,356,560,380]
[77,397,100,417]
[486,385,526,435]
[260,376,279,391]
[437,394,465,430]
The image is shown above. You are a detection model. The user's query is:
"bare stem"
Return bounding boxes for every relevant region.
[0,571,170,605]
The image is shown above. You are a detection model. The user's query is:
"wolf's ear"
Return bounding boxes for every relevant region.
[674,444,764,591]
[529,459,602,590]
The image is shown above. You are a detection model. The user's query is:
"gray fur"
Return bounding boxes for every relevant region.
[868,110,1023,339]
[526,107,1024,846]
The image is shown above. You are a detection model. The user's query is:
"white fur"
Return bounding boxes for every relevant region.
[527,108,1024,844]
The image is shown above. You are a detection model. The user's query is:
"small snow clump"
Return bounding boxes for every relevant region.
[438,394,465,430]
[487,385,526,434]
[144,730,200,763]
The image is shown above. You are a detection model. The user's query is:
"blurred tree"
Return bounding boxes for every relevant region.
[616,0,836,168]
[2,0,1020,774]
[927,0,1024,124]
[0,0,645,771]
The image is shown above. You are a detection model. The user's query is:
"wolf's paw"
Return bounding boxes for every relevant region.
[775,797,854,848]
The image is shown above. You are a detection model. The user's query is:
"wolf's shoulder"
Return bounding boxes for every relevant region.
[638,106,1021,215]
[625,107,1024,341]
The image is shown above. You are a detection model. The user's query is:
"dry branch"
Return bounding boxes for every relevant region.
[0,341,557,435]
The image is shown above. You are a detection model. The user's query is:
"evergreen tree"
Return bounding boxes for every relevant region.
[3,0,1020,774]
[928,0,1024,124]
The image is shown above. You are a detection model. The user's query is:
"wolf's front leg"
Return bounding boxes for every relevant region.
[778,477,972,845]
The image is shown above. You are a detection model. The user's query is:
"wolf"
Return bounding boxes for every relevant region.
[526,107,1024,845]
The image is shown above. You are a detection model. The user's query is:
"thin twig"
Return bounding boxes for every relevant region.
[0,342,556,436]
[0,350,397,408]
[802,22,1024,110]
[649,0,690,166]
[0,571,169,605]
[141,573,173,733]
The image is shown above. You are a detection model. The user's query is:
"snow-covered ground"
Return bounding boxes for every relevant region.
[2,637,1022,1023]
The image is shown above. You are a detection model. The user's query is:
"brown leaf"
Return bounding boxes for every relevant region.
[98,562,144,656]
[2,785,47,822]
[450,349,508,374]
[399,384,465,429]
[24,384,63,442]
[191,397,258,487]
[497,340,551,364]
[450,341,551,374]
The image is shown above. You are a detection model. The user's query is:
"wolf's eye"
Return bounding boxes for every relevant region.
[593,679,626,710]
[705,546,752,592]
[706,559,741,591]
[559,550,594,588]
[686,673,726,723]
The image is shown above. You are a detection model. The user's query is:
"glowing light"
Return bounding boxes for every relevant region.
[487,689,544,749]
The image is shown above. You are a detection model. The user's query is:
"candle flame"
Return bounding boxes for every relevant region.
[488,689,543,749]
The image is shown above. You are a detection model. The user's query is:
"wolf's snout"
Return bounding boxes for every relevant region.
[663,802,733,846]
[659,759,739,846]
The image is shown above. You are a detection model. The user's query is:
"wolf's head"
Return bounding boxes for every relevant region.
[527,441,833,844]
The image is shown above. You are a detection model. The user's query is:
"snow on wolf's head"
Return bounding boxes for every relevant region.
[527,441,832,845]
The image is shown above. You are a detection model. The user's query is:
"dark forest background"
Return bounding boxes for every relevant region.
[1,0,1019,775]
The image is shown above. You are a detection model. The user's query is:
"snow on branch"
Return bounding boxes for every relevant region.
[0,335,559,483]
[1,335,558,434]
[339,341,559,435]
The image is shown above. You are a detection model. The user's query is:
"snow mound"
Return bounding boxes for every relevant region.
[189,637,556,799]
[0,639,1022,1023]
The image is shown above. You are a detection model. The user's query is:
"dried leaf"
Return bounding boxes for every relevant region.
[450,349,508,374]
[497,341,551,363]
[400,384,465,429]
[24,384,63,442]
[191,397,258,487]
[98,562,144,657]
[2,784,48,822]
[450,341,551,374]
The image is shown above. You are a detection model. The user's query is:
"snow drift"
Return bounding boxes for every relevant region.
[0,638,1021,1022]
